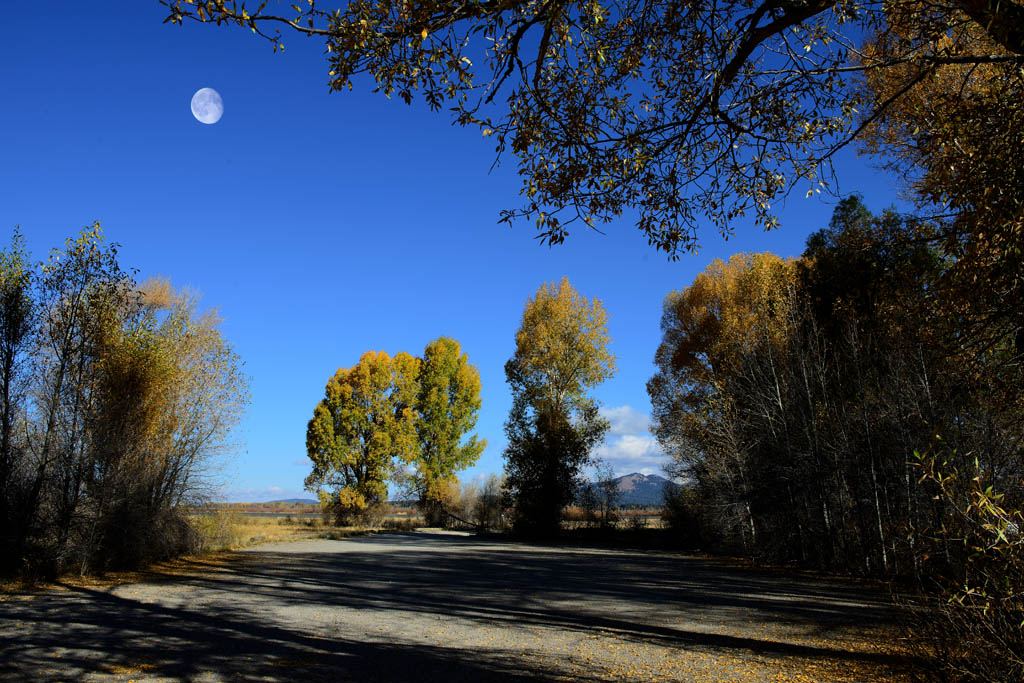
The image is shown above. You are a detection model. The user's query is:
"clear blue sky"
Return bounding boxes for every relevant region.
[1,3,903,501]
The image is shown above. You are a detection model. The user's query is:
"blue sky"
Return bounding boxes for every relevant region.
[1,3,903,501]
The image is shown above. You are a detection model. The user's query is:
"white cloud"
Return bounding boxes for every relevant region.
[591,406,670,476]
[592,434,670,477]
[599,405,651,435]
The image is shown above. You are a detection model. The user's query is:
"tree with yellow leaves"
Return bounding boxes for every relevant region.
[80,277,249,571]
[648,252,798,553]
[503,277,615,535]
[305,350,420,523]
[411,336,486,525]
[306,338,486,526]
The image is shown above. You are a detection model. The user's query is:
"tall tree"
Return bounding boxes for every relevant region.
[648,252,799,555]
[305,350,419,522]
[81,278,249,570]
[412,336,486,523]
[0,230,34,563]
[648,199,1021,577]
[18,225,132,573]
[503,277,615,535]
[162,0,1024,255]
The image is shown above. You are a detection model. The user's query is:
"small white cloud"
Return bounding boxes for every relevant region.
[291,458,308,467]
[599,405,651,435]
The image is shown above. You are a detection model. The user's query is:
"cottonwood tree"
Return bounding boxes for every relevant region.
[305,350,419,523]
[648,251,800,554]
[86,278,249,569]
[412,336,486,524]
[18,226,133,573]
[503,277,615,535]
[161,0,1024,257]
[307,339,486,525]
[858,24,1024,354]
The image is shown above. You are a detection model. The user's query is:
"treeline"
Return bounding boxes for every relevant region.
[303,277,619,538]
[649,198,1023,678]
[0,226,247,578]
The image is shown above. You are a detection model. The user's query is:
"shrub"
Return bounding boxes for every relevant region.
[904,449,1024,681]
[190,507,246,552]
[662,485,704,549]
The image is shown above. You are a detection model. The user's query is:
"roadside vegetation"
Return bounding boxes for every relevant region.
[188,504,426,552]
[649,199,1023,680]
[0,227,248,581]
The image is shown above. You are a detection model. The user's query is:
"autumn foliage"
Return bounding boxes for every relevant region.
[305,337,485,524]
[503,277,615,535]
[163,0,1024,261]
[0,226,248,578]
[649,198,1024,679]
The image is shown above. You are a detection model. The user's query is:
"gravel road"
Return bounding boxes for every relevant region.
[0,530,910,681]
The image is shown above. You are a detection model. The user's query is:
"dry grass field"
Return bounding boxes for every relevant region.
[189,507,426,552]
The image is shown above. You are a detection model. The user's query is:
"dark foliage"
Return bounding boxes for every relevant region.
[503,399,607,537]
[649,197,1024,678]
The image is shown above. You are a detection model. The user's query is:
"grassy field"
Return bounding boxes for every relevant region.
[196,505,667,549]
[190,507,426,552]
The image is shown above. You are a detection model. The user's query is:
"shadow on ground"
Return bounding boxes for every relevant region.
[0,531,909,681]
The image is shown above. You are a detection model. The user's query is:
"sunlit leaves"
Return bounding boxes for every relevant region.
[306,338,485,521]
[503,277,614,534]
[414,336,486,508]
[508,276,615,415]
[1,226,249,573]
[305,350,419,518]
[162,0,1024,257]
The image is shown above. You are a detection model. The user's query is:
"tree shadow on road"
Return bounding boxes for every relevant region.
[0,531,913,681]
[2,582,566,682]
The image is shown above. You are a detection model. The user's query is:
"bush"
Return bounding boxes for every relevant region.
[190,507,246,552]
[381,517,420,531]
[627,514,647,532]
[904,450,1024,681]
[472,474,506,530]
[0,230,247,579]
[662,485,704,549]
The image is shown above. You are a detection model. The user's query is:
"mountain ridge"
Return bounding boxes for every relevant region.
[584,472,676,506]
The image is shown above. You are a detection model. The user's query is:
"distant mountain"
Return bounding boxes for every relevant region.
[582,472,677,506]
[267,498,319,505]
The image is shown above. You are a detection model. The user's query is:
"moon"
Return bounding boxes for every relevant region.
[190,88,223,124]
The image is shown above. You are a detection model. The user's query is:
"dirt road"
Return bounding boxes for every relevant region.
[0,530,911,681]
